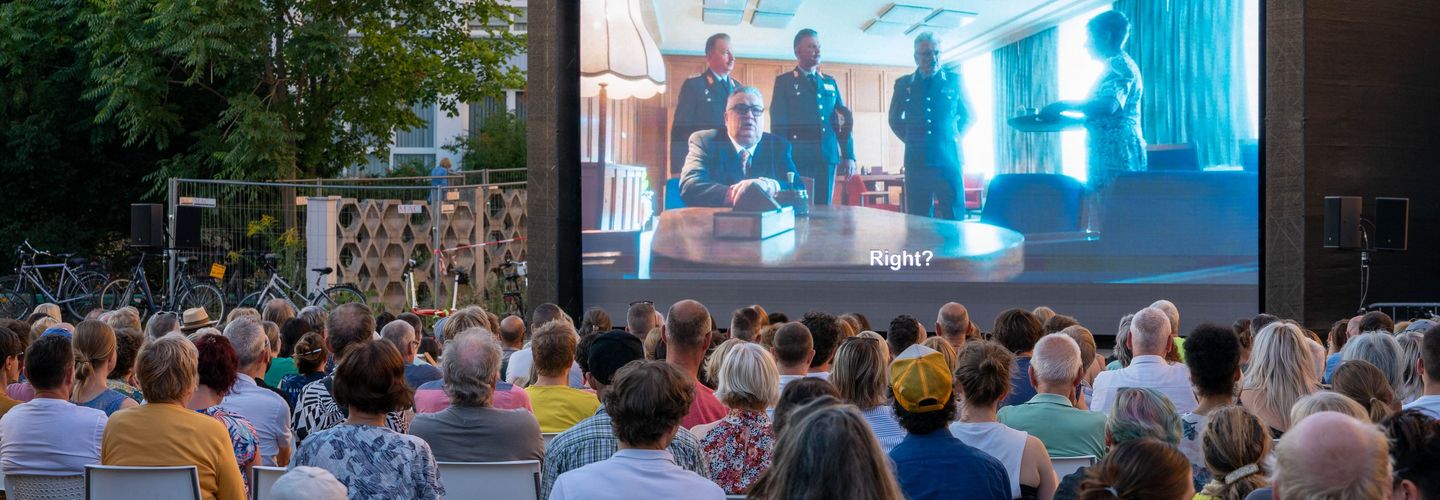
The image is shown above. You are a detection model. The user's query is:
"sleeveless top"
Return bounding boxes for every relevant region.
[949,421,1029,499]
[78,389,129,416]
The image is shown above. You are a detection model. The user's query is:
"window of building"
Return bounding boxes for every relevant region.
[395,102,436,148]
[960,54,996,183]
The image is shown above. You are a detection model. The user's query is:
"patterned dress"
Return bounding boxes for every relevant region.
[291,423,444,500]
[1085,52,1147,191]
[1180,412,1213,491]
[291,376,411,444]
[201,406,260,491]
[107,379,144,403]
[700,409,775,494]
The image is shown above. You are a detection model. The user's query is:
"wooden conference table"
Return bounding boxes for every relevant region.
[650,205,1025,281]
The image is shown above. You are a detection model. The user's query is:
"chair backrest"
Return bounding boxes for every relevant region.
[437,461,541,500]
[980,173,1085,234]
[85,465,201,500]
[1146,143,1201,171]
[541,433,559,447]
[664,177,685,210]
[251,466,287,500]
[1098,171,1259,256]
[1051,455,1098,479]
[7,474,86,500]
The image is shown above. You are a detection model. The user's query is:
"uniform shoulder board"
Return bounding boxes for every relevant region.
[705,74,714,86]
[791,69,801,78]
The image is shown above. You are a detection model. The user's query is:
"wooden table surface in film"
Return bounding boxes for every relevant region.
[650,205,1025,281]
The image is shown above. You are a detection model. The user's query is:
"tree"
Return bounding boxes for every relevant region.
[84,0,527,184]
[446,110,526,181]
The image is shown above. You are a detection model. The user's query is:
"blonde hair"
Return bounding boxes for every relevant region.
[703,338,747,388]
[443,306,490,341]
[1289,391,1368,424]
[829,338,889,410]
[1242,322,1318,431]
[643,328,665,360]
[715,343,780,410]
[920,337,958,374]
[29,317,58,343]
[136,333,199,403]
[72,320,116,400]
[1198,407,1271,500]
[103,307,142,332]
[33,303,62,322]
[226,307,260,325]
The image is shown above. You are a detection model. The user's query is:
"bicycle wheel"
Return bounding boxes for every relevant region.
[0,285,30,320]
[237,290,272,310]
[179,282,226,323]
[60,276,98,319]
[98,279,136,311]
[315,285,367,310]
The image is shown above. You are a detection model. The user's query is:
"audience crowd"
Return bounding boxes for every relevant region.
[0,296,1436,500]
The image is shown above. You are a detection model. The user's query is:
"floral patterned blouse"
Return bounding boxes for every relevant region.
[201,406,260,490]
[700,409,775,494]
[1085,52,1147,190]
[292,423,444,500]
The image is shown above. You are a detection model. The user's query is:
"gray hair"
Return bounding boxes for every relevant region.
[1031,333,1082,385]
[222,316,269,368]
[1113,314,1134,367]
[380,320,416,352]
[441,328,502,407]
[271,466,347,500]
[1148,299,1179,337]
[1108,387,1182,445]
[729,85,764,102]
[1340,332,1404,394]
[1394,331,1425,402]
[298,306,328,334]
[914,31,941,48]
[145,312,180,340]
[1129,307,1172,353]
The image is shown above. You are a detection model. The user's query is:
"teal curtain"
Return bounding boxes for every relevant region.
[1113,0,1251,167]
[994,28,1062,174]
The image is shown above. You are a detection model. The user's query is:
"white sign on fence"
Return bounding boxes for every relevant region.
[179,197,217,208]
[398,204,424,214]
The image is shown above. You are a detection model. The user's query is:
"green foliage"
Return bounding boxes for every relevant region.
[447,111,527,176]
[236,215,304,286]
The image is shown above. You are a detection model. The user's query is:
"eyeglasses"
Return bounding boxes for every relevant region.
[728,104,765,117]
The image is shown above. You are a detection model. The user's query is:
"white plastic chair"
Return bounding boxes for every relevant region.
[436,460,541,500]
[84,465,200,500]
[1051,455,1098,478]
[725,495,747,500]
[541,433,559,447]
[6,474,85,500]
[250,466,287,500]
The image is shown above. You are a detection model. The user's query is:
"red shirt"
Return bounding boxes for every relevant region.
[682,381,728,429]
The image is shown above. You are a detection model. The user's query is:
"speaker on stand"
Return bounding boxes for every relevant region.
[130,204,164,249]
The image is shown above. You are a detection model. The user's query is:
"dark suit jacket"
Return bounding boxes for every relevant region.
[680,129,800,207]
[770,68,855,168]
[887,68,970,171]
[669,70,741,174]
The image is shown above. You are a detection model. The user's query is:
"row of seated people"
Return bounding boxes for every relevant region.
[0,299,1435,500]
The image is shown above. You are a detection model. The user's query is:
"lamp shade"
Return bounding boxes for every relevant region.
[580,0,667,99]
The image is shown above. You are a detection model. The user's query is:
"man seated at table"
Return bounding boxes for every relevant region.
[680,86,801,208]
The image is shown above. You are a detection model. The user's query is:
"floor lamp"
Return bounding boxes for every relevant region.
[580,0,667,164]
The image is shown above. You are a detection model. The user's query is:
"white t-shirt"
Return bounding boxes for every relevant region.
[1402,395,1440,418]
[0,398,108,475]
[949,421,1028,499]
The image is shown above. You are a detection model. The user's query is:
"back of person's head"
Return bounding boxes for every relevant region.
[730,307,763,342]
[993,308,1043,354]
[1358,311,1394,334]
[1108,387,1182,445]
[836,315,862,341]
[1330,360,1399,423]
[1381,410,1440,500]
[103,307,142,333]
[715,343,779,410]
[262,298,296,328]
[333,340,411,414]
[626,301,658,336]
[532,320,579,377]
[226,307,260,326]
[767,312,789,324]
[442,306,489,342]
[279,318,312,358]
[1288,391,1368,426]
[585,330,645,390]
[1060,325,1098,373]
[578,307,611,337]
[772,322,814,368]
[222,316,269,368]
[954,340,1013,408]
[1149,299,1180,336]
[1184,323,1242,398]
[701,337,743,387]
[1341,332,1404,394]
[1250,313,1280,335]
[1244,322,1319,431]
[271,466,347,500]
[1198,406,1271,500]
[664,300,712,352]
[26,334,73,391]
[1079,438,1191,500]
[326,303,375,358]
[772,379,840,435]
[397,312,424,338]
[1128,307,1173,355]
[829,337,888,409]
[1113,314,1134,367]
[498,315,526,345]
[194,334,239,395]
[1394,331,1426,403]
[1325,319,1349,353]
[136,333,198,404]
[29,317,58,344]
[0,327,23,370]
[1042,314,1079,334]
[935,302,970,339]
[1031,306,1056,324]
[1274,411,1390,500]
[298,306,328,335]
[529,303,569,331]
[72,320,116,389]
[441,328,502,406]
[604,361,694,447]
[890,344,956,435]
[885,315,923,358]
[920,336,958,373]
[749,403,904,500]
[1422,323,1440,385]
[0,319,29,352]
[292,332,328,374]
[32,304,61,322]
[1031,333,1082,386]
[801,311,842,368]
[379,320,416,355]
[643,328,665,360]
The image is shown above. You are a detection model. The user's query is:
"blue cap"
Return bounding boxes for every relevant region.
[41,327,72,340]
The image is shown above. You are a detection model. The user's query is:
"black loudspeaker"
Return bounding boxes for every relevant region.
[130,204,164,248]
[1375,197,1409,250]
[174,205,202,249]
[1324,196,1361,249]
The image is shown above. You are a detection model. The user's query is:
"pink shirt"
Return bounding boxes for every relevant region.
[6,382,34,403]
[682,381,728,430]
[414,380,532,414]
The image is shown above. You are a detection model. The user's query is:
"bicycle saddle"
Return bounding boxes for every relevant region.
[311,267,334,275]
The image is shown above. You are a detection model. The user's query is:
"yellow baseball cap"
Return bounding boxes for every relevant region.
[890,344,953,413]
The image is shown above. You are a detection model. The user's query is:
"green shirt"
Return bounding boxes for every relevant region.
[997,393,1107,459]
[264,357,298,387]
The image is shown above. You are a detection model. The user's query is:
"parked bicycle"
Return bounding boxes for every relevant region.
[0,241,108,320]
[402,258,470,318]
[501,259,526,318]
[237,254,366,311]
[98,252,225,322]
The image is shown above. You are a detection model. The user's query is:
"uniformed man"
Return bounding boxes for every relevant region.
[888,32,970,219]
[669,33,741,175]
[770,29,856,205]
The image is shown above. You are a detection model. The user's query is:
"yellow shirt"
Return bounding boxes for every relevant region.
[101,403,246,500]
[525,385,600,433]
[0,394,21,420]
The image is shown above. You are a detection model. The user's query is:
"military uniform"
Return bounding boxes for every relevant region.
[669,69,740,175]
[887,68,969,219]
[770,67,854,204]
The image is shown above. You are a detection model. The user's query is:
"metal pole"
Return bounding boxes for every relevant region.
[166,177,178,303]
[432,184,442,311]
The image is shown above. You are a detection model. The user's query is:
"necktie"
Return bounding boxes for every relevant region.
[739,149,752,177]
